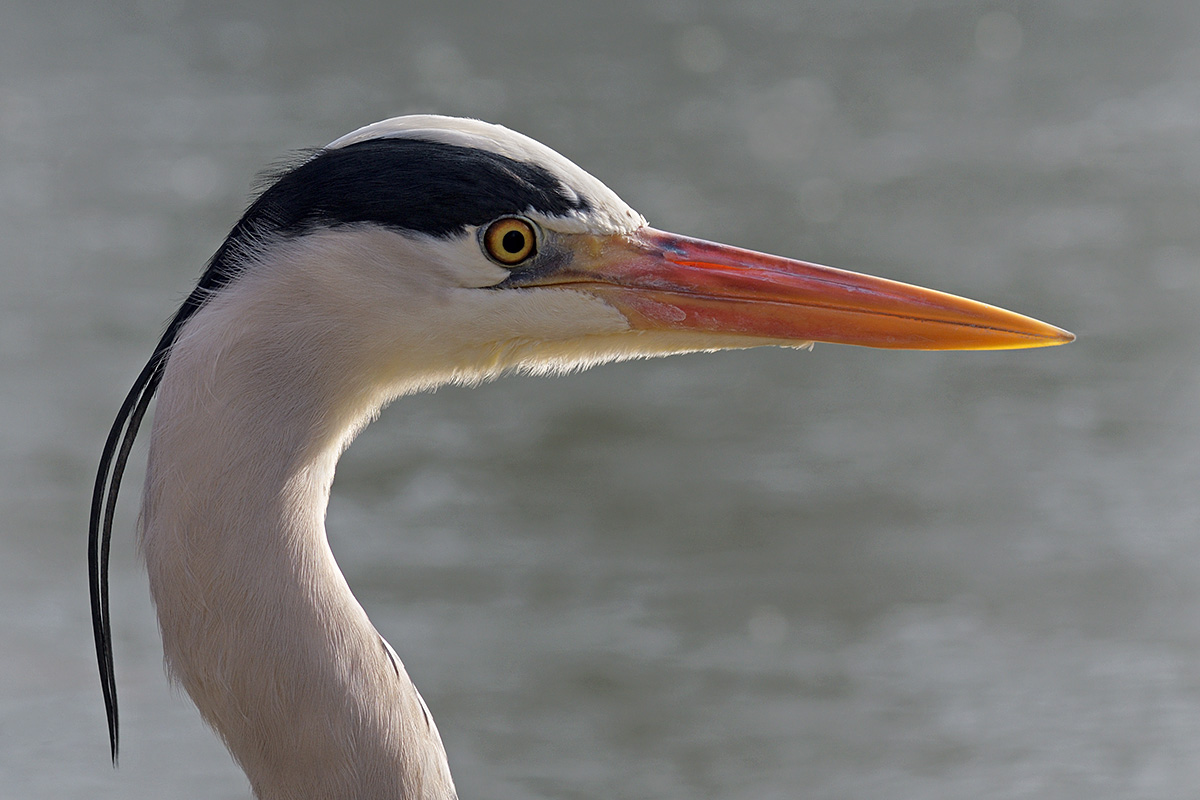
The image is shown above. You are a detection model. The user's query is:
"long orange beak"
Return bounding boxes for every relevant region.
[544,227,1073,350]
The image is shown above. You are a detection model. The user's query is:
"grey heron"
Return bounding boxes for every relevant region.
[89,115,1072,799]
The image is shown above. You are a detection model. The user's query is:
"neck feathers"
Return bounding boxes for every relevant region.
[139,249,457,799]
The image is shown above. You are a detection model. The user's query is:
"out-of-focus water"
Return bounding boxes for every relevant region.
[4,1,1200,797]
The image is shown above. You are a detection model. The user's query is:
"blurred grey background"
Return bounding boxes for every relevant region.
[3,1,1199,798]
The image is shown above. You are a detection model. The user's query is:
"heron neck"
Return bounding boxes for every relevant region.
[138,300,456,800]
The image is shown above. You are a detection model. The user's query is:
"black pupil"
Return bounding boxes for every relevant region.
[502,229,526,254]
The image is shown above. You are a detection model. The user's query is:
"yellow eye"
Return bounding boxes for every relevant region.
[483,217,537,266]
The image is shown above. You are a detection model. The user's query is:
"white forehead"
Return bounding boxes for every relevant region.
[327,115,647,234]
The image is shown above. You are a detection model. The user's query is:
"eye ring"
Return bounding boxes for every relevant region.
[482,217,538,266]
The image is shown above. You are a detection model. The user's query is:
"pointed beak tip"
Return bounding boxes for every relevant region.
[949,318,1075,352]
[1022,322,1075,349]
